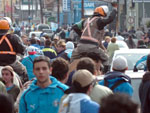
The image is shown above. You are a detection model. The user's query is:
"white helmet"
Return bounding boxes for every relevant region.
[94,5,109,17]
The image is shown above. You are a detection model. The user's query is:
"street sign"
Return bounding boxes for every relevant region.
[98,0,117,3]
[128,16,134,24]
[133,0,150,2]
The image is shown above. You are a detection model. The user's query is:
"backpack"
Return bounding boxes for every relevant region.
[104,79,127,91]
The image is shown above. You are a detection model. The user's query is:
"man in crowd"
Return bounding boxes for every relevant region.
[99,56,133,96]
[19,56,68,113]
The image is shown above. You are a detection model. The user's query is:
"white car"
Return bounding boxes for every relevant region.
[110,49,150,72]
[116,40,129,50]
[29,31,42,38]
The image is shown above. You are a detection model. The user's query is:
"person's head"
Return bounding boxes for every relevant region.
[51,58,69,83]
[1,66,14,84]
[30,38,37,44]
[57,39,66,53]
[94,5,109,17]
[45,39,52,47]
[99,93,139,113]
[21,35,29,45]
[0,94,14,113]
[77,57,96,75]
[105,36,111,43]
[33,56,51,87]
[65,41,74,53]
[70,70,96,94]
[111,37,117,43]
[31,33,36,38]
[112,56,128,73]
[27,46,37,55]
[0,19,10,35]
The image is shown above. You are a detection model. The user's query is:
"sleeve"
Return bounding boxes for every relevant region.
[97,9,117,30]
[19,92,27,113]
[13,34,26,55]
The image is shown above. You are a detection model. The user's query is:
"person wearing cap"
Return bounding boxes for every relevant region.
[60,41,74,62]
[0,19,28,84]
[19,56,68,113]
[99,56,133,96]
[21,46,40,80]
[42,39,57,60]
[76,57,113,105]
[59,69,99,113]
[71,3,118,66]
[1,66,20,102]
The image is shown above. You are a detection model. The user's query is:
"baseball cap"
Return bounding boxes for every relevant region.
[72,69,95,87]
[112,56,128,71]
[27,46,37,55]
[65,41,74,53]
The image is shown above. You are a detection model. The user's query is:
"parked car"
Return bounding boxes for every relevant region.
[116,40,129,50]
[110,49,150,72]
[36,24,50,31]
[29,31,42,38]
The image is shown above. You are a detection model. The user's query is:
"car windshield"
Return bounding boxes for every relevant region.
[115,53,146,70]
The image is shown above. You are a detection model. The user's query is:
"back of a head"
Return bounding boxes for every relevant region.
[77,57,96,74]
[51,57,69,81]
[94,5,109,17]
[112,56,128,72]
[0,94,14,113]
[45,39,51,46]
[111,37,117,43]
[100,93,139,113]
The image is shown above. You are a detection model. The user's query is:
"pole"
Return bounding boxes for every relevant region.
[57,0,60,26]
[115,0,119,34]
[39,0,43,23]
[11,0,13,22]
[28,0,31,32]
[142,0,145,26]
[3,0,6,16]
[81,0,84,19]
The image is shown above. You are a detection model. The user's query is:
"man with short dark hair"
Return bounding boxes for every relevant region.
[19,56,68,113]
[99,93,139,113]
[99,56,133,96]
[51,57,69,83]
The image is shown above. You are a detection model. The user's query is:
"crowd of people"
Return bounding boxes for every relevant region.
[0,2,150,113]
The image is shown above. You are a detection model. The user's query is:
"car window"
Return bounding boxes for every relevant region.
[115,53,146,70]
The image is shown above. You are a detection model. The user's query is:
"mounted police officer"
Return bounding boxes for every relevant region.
[0,18,28,83]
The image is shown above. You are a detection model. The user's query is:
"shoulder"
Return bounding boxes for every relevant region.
[81,99,99,113]
[56,81,69,92]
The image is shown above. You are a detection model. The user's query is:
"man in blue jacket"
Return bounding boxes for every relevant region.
[19,56,68,113]
[99,56,133,96]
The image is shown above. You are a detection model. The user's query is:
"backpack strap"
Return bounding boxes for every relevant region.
[104,79,127,91]
[0,35,16,55]
[110,79,126,90]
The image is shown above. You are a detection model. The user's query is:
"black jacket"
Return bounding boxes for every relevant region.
[139,72,150,113]
[0,34,25,65]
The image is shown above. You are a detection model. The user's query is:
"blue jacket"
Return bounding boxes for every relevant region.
[99,71,133,96]
[22,54,40,80]
[19,76,68,113]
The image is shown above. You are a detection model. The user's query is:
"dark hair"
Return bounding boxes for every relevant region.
[45,39,51,46]
[0,94,14,113]
[99,93,139,113]
[147,54,150,71]
[77,57,96,74]
[111,37,117,43]
[33,56,51,68]
[51,57,69,81]
[30,38,37,44]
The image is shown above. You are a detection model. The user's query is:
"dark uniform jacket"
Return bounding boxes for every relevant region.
[0,34,25,65]
[139,72,150,113]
